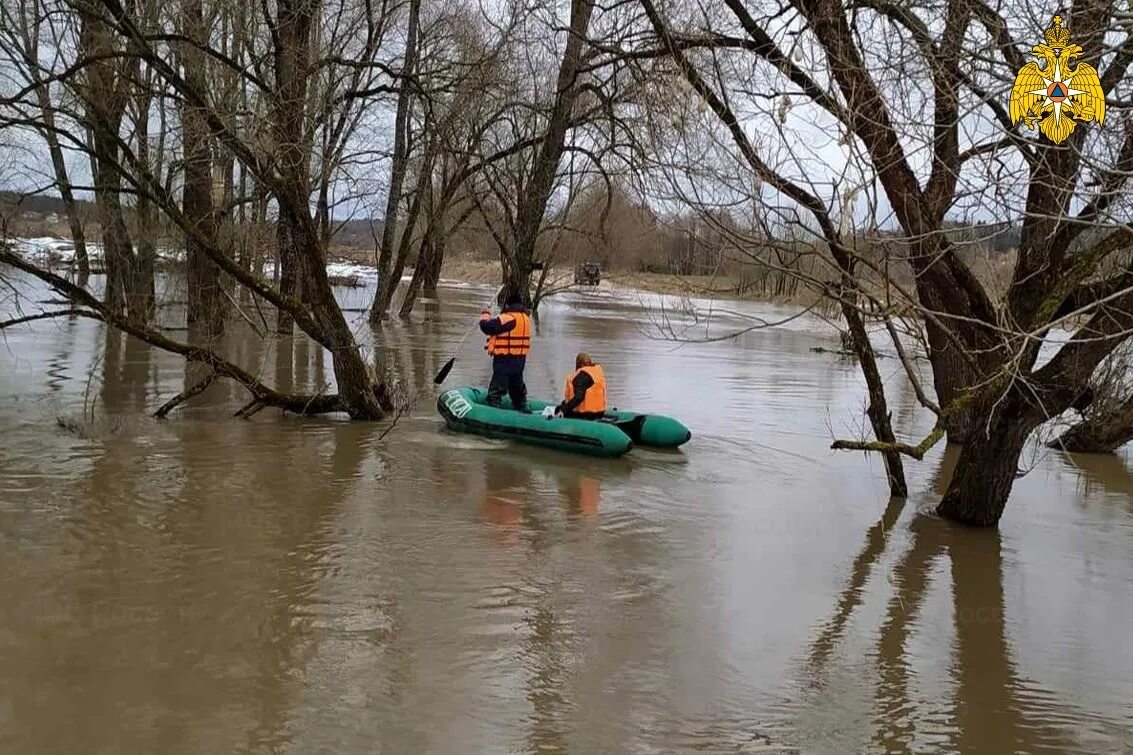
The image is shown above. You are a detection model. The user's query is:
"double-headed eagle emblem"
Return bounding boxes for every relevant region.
[1010,15,1105,144]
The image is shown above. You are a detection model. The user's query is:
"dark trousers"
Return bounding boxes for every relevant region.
[487,370,528,411]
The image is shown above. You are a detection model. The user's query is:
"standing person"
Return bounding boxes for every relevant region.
[479,291,531,412]
[556,352,606,419]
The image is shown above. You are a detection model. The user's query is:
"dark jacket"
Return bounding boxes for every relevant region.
[479,302,528,375]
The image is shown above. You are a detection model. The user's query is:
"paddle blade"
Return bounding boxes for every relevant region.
[433,357,456,385]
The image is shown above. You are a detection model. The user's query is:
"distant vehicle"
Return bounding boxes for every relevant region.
[575,262,601,286]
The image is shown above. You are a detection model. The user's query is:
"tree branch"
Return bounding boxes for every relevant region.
[154,372,218,418]
[832,424,946,460]
[0,308,102,329]
[1,250,356,416]
[884,318,941,414]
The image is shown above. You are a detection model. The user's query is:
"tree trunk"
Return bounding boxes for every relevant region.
[267,0,389,418]
[35,84,90,276]
[369,0,420,323]
[924,318,980,443]
[80,10,144,320]
[423,233,444,294]
[271,0,313,334]
[1048,394,1133,453]
[936,394,1035,526]
[181,0,224,335]
[132,84,156,320]
[373,152,434,316]
[294,213,389,418]
[398,236,431,319]
[842,300,907,497]
[507,0,595,304]
[276,208,301,333]
[93,126,137,316]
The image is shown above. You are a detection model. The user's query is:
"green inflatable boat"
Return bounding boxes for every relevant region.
[436,386,691,458]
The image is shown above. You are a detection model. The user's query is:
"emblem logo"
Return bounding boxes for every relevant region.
[1010,15,1105,144]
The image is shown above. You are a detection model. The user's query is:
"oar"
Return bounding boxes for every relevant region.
[433,284,504,385]
[433,262,544,386]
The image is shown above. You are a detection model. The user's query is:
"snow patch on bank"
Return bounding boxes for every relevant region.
[7,236,413,284]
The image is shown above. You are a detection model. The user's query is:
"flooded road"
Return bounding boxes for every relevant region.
[2,271,1132,753]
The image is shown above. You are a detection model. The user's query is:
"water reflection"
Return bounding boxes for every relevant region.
[480,456,531,548]
[522,601,570,754]
[805,445,1093,754]
[274,334,294,393]
[560,476,600,521]
[99,328,152,414]
[946,525,1075,754]
[806,493,907,676]
[1061,450,1133,505]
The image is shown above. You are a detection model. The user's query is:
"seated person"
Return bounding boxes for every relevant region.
[555,352,607,420]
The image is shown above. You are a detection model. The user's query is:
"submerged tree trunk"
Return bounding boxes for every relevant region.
[936,393,1036,526]
[181,0,224,335]
[842,300,907,497]
[373,152,433,316]
[92,119,138,316]
[271,0,312,334]
[275,203,302,333]
[423,233,443,293]
[369,0,420,323]
[267,0,389,418]
[296,221,386,416]
[398,236,432,319]
[80,9,147,319]
[1049,394,1133,453]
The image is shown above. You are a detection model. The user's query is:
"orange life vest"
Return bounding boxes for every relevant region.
[563,364,607,414]
[484,311,532,356]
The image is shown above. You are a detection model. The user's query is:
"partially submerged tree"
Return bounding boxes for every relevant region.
[0,0,403,418]
[370,0,421,322]
[502,0,595,304]
[637,0,1133,524]
[179,0,223,335]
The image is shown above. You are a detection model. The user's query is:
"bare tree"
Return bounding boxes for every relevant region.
[1,0,402,418]
[77,0,152,318]
[0,0,91,275]
[180,0,224,334]
[369,0,420,322]
[636,0,1133,524]
[504,0,595,304]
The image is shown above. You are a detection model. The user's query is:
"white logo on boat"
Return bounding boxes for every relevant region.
[443,390,473,419]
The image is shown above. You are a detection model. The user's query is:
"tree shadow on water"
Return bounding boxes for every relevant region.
[805,445,1089,754]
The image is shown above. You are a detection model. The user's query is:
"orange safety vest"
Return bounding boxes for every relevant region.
[484,311,532,356]
[563,364,607,414]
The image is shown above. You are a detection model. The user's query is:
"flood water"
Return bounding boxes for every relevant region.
[2,269,1132,753]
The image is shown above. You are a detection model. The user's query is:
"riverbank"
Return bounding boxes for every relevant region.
[9,235,820,307]
[332,247,823,306]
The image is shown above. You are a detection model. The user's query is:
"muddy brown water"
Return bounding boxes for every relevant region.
[1,270,1132,753]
